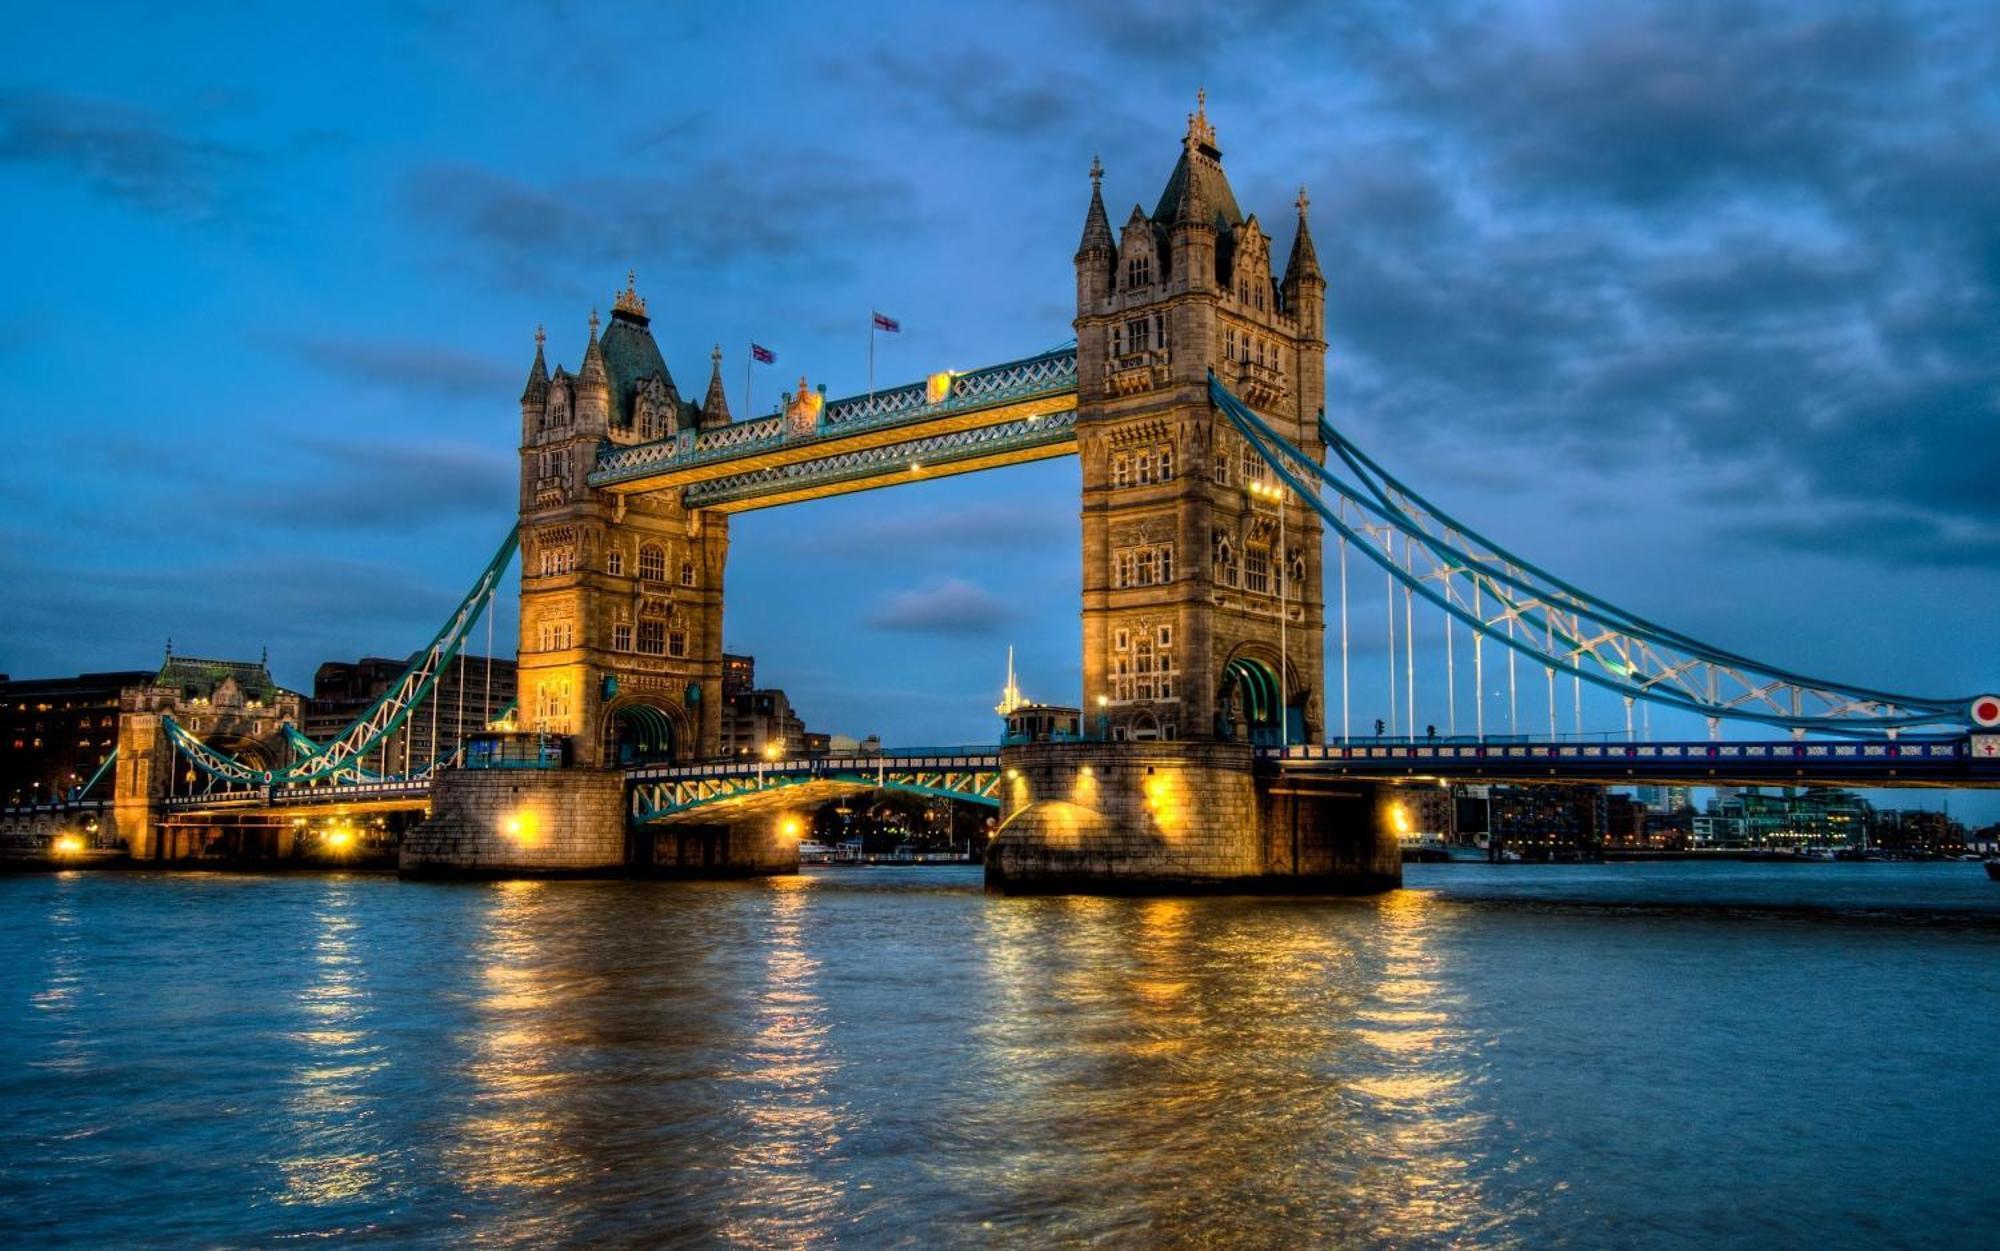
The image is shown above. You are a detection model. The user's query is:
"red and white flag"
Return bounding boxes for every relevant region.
[872,311,901,333]
[750,343,776,364]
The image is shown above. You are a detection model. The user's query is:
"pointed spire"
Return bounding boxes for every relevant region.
[1077,154,1113,257]
[1283,184,1321,287]
[701,343,731,425]
[579,308,606,384]
[1186,86,1216,152]
[521,324,550,403]
[995,645,1028,717]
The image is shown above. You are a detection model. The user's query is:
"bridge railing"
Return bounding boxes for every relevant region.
[1268,738,1977,766]
[627,746,1001,783]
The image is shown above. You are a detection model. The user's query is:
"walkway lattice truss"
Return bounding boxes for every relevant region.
[627,752,1002,823]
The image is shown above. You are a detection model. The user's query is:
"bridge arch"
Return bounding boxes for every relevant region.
[600,697,687,767]
[1217,647,1304,747]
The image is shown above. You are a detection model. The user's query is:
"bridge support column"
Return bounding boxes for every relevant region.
[986,742,1400,895]
[400,768,629,878]
[111,713,165,861]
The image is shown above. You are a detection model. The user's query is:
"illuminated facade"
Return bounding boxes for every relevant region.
[1073,95,1326,744]
[516,277,732,766]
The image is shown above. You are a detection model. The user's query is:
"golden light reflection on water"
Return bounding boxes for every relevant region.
[447,880,590,1198]
[277,879,387,1206]
[962,886,1516,1246]
[718,874,847,1246]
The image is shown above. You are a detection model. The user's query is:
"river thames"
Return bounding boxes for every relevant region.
[4,863,1997,1248]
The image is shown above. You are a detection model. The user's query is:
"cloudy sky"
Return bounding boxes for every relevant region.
[2,2,1995,809]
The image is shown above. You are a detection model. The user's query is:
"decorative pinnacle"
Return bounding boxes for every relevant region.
[588,307,600,336]
[1089,154,1103,187]
[1186,86,1215,149]
[1296,185,1310,218]
[534,323,546,349]
[711,343,722,366]
[613,270,647,317]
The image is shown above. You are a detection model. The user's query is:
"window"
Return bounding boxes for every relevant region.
[1158,624,1173,648]
[1114,628,1130,651]
[1213,444,1230,486]
[1135,451,1152,485]
[680,561,696,587]
[638,544,666,582]
[1158,544,1173,583]
[1158,447,1174,480]
[536,621,574,651]
[1123,316,1152,354]
[1126,254,1151,288]
[1217,537,1238,586]
[1245,544,1270,594]
[1115,552,1136,589]
[668,631,687,658]
[607,548,624,576]
[538,545,575,577]
[1112,454,1130,488]
[613,623,633,651]
[1135,549,1155,586]
[638,620,666,655]
[1224,326,1238,361]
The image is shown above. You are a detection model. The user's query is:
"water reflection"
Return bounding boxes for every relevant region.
[28,873,91,1076]
[277,875,388,1207]
[719,875,847,1245]
[963,890,1509,1246]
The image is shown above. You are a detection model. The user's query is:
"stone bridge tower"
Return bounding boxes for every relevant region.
[1074,95,1327,746]
[516,277,731,766]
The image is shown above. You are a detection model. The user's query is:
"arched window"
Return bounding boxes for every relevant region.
[1158,446,1174,480]
[1126,253,1152,288]
[1216,537,1237,586]
[1158,544,1173,583]
[680,561,696,588]
[606,548,624,577]
[638,544,666,582]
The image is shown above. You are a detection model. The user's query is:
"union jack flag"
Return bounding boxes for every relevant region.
[750,343,775,364]
[872,311,901,333]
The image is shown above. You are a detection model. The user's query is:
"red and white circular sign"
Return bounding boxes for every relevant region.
[1972,695,2000,728]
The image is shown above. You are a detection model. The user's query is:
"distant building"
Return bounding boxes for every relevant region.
[720,686,810,758]
[722,653,756,699]
[1603,793,1648,850]
[308,652,516,773]
[1635,784,1692,814]
[0,669,153,805]
[1697,787,1870,849]
[1486,784,1607,861]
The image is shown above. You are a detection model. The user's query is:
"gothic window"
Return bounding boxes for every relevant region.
[1115,552,1136,589]
[1213,443,1231,486]
[1158,446,1174,481]
[1245,544,1271,594]
[536,679,572,727]
[1291,552,1307,589]
[1126,254,1152,288]
[1243,453,1268,486]
[1112,454,1130,488]
[1135,451,1152,485]
[1158,624,1173,648]
[1255,286,1266,312]
[668,631,687,658]
[1216,536,1238,586]
[1114,628,1130,651]
[1158,543,1174,583]
[638,544,666,582]
[538,544,575,577]
[1224,326,1238,361]
[613,623,633,652]
[606,548,624,577]
[547,392,569,428]
[680,561,696,588]
[1135,548,1156,585]
[638,620,666,655]
[1123,316,1152,355]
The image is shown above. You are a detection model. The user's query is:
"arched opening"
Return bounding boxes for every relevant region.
[1217,656,1284,746]
[605,702,677,767]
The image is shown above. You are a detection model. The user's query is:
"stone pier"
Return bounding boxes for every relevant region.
[985,741,1399,895]
[400,768,630,878]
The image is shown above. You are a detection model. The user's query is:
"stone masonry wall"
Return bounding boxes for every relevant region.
[401,767,629,877]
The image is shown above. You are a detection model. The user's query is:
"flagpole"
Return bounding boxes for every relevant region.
[744,343,752,418]
[868,317,875,404]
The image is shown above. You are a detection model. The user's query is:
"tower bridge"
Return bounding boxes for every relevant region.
[14,97,1997,885]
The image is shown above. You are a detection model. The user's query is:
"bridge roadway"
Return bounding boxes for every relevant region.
[28,734,1998,830]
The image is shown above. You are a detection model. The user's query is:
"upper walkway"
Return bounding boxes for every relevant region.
[588,348,1080,509]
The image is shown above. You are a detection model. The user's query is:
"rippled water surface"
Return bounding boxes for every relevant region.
[3,863,1998,1248]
